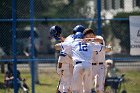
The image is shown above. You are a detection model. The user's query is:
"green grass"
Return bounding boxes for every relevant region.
[0,69,140,93]
[122,70,140,93]
[0,69,59,93]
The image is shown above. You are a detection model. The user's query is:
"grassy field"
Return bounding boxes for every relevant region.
[122,70,140,93]
[0,69,59,93]
[0,69,140,93]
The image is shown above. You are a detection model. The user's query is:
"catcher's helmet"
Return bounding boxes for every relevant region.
[49,25,62,40]
[74,32,84,39]
[73,25,85,34]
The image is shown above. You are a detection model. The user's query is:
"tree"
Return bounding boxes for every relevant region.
[111,11,140,53]
[42,0,89,36]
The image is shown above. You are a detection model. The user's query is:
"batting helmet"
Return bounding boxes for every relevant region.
[49,25,62,40]
[74,32,84,39]
[73,25,85,34]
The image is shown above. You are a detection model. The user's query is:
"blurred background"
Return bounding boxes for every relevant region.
[0,0,140,93]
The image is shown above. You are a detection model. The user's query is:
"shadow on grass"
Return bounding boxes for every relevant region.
[37,83,53,86]
[0,82,5,89]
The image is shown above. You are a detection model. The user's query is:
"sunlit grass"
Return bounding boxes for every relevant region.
[0,69,140,93]
[0,68,59,93]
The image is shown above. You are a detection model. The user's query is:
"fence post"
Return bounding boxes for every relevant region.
[12,0,18,93]
[30,0,35,93]
[97,0,102,35]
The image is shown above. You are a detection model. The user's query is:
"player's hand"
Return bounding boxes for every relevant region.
[105,44,112,52]
[106,44,112,49]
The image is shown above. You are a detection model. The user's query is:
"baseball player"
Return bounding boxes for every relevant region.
[50,25,72,93]
[55,32,104,93]
[92,36,106,93]
[83,28,112,93]
[57,25,85,93]
[105,59,117,77]
[50,25,85,93]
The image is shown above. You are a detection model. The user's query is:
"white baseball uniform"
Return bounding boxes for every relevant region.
[58,34,74,93]
[92,36,106,93]
[105,59,117,77]
[61,39,102,93]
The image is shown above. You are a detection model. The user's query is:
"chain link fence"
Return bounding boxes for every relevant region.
[0,0,140,93]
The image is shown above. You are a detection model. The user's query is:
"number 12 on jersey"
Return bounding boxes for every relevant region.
[78,42,88,51]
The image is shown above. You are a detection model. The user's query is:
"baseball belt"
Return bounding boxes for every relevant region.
[92,62,103,65]
[75,61,82,64]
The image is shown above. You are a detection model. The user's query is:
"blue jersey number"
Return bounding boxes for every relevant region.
[79,42,88,51]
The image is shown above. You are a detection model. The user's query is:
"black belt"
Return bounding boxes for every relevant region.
[76,61,82,64]
[92,62,103,65]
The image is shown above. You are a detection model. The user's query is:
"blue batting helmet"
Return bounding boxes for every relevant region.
[49,25,62,40]
[74,32,84,39]
[73,25,85,34]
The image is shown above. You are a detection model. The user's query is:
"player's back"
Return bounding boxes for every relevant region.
[64,34,74,42]
[61,32,102,66]
[71,39,97,64]
[62,34,74,64]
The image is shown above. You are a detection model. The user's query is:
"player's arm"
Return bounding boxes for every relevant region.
[92,43,112,52]
[59,36,65,42]
[90,42,112,52]
[55,43,62,50]
[89,36,112,52]
[84,37,103,43]
[90,42,103,52]
[94,38,103,43]
[55,42,71,50]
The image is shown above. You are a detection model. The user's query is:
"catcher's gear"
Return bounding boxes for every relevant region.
[74,32,84,39]
[49,25,62,40]
[73,25,85,34]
